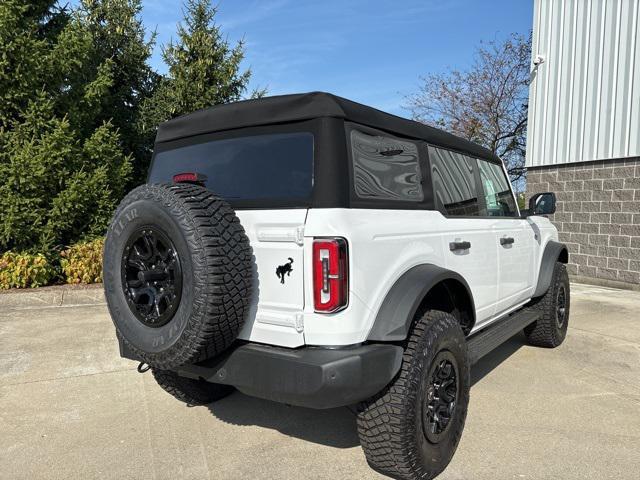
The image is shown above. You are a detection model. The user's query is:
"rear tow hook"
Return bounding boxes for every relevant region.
[137,362,150,373]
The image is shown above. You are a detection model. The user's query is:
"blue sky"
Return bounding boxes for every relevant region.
[104,0,534,117]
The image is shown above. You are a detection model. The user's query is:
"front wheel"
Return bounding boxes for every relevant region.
[356,310,470,480]
[524,262,570,348]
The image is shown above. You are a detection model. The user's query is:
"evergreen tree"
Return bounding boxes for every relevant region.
[141,0,254,136]
[0,1,68,129]
[79,0,159,181]
[0,0,261,256]
[0,3,133,254]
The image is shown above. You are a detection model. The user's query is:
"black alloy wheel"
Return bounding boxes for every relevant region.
[556,284,567,328]
[121,227,182,328]
[423,351,459,444]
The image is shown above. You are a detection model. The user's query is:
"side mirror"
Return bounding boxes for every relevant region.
[527,192,556,216]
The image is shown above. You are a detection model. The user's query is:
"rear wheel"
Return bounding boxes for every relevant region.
[152,369,235,406]
[356,310,470,480]
[524,262,570,348]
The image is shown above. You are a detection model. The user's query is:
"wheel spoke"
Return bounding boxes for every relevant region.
[130,286,151,302]
[438,362,452,379]
[127,256,146,271]
[127,278,143,288]
[134,243,152,262]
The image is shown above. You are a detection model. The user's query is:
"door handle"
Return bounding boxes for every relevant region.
[500,237,515,246]
[449,241,471,251]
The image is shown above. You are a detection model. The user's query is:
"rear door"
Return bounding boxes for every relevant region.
[235,210,307,347]
[429,147,500,325]
[148,129,315,347]
[477,159,535,314]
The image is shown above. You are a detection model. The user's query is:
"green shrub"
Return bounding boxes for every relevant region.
[60,238,104,284]
[0,251,54,289]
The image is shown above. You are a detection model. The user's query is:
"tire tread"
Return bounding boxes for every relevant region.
[524,262,570,348]
[356,310,470,480]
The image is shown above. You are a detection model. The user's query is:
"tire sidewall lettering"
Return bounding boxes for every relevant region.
[112,208,139,237]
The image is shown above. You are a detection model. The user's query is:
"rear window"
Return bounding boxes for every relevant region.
[149,132,314,202]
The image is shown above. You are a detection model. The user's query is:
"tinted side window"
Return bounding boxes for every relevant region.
[478,160,518,217]
[429,146,481,216]
[350,130,423,202]
[149,132,313,202]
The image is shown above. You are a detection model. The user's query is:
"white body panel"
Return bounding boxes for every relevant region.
[236,210,307,347]
[236,207,559,348]
[493,219,535,316]
[439,217,499,324]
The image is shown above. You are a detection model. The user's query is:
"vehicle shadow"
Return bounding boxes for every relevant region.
[471,332,526,386]
[206,332,526,448]
[207,393,361,448]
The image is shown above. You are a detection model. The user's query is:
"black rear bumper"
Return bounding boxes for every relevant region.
[121,340,403,409]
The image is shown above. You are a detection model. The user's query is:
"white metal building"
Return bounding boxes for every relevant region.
[526,0,640,288]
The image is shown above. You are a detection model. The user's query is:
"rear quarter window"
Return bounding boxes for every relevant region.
[350,129,423,202]
[149,132,314,202]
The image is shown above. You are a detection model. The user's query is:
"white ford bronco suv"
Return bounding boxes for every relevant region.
[103,92,569,480]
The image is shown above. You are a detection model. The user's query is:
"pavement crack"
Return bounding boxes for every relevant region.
[1,367,133,387]
[0,303,107,314]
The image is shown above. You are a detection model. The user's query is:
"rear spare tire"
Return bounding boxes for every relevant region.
[103,183,253,369]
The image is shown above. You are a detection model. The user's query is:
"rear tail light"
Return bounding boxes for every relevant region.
[313,238,348,313]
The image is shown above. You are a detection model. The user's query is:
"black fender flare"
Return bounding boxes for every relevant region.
[533,240,569,298]
[366,264,475,342]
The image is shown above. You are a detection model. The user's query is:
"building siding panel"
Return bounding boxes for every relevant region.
[630,0,640,155]
[527,0,640,167]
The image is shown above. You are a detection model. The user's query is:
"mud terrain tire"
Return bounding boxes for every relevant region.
[357,310,470,480]
[103,183,253,369]
[524,262,570,348]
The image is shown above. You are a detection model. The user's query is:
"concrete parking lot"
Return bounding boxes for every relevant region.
[1,283,639,480]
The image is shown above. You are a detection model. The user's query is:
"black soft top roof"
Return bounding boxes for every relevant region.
[155,91,500,163]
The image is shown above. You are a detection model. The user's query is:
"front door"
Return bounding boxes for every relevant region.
[493,219,535,313]
[476,159,534,314]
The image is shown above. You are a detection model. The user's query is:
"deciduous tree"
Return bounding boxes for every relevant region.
[406,33,531,183]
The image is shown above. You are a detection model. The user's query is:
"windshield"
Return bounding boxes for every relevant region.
[149,132,314,203]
